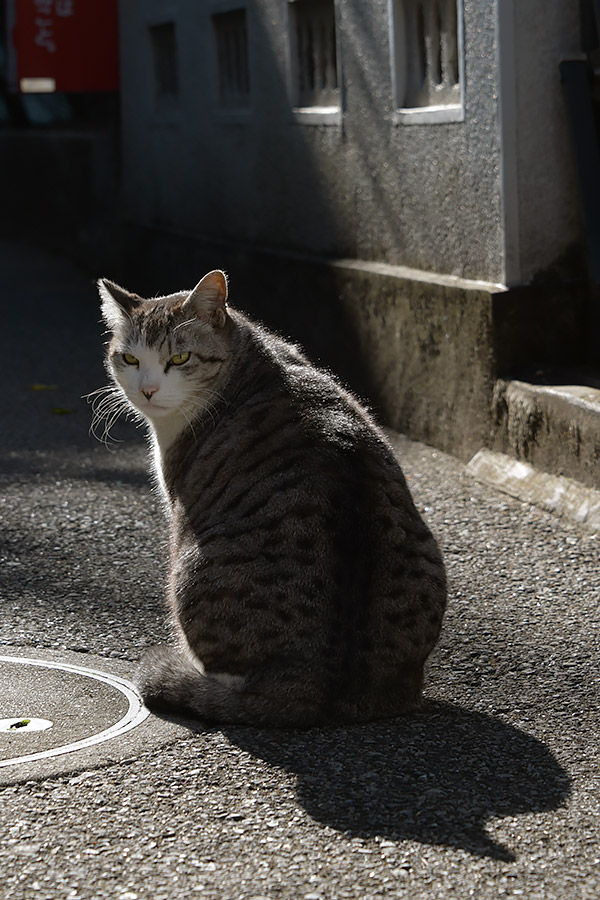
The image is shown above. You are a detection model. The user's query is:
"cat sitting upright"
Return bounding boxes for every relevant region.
[97,270,446,726]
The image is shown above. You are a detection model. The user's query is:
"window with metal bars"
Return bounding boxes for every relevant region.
[213,8,251,109]
[392,0,463,117]
[289,0,339,109]
[149,22,179,105]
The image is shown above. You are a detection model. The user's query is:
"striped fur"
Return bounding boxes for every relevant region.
[98,272,447,726]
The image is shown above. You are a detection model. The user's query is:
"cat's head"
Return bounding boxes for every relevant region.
[98,270,231,424]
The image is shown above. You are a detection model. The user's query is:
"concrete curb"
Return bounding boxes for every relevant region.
[465,448,600,532]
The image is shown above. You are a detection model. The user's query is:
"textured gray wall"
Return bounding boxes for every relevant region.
[118,0,584,286]
[115,1,587,462]
[119,0,506,282]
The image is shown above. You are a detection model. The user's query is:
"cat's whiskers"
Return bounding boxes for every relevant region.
[178,393,213,431]
[86,384,132,448]
[84,384,123,409]
[104,399,128,434]
[201,386,227,406]
[84,384,117,400]
[177,401,199,442]
[195,386,228,423]
[172,318,197,335]
[89,392,122,417]
[86,388,118,438]
[185,387,227,429]
[96,402,127,447]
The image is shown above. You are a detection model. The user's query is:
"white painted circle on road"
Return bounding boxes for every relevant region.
[0,655,150,769]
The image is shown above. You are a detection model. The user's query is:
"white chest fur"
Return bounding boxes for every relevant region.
[149,415,187,501]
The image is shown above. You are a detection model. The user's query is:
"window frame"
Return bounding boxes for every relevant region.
[389,0,465,125]
[209,0,253,123]
[285,0,343,126]
[146,18,182,125]
[211,6,253,117]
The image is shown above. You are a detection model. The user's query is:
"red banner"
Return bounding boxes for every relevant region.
[11,0,119,92]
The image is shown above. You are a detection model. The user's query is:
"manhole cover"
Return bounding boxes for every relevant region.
[0,649,187,785]
[0,655,149,769]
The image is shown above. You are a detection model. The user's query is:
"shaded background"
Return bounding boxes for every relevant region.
[0,1,598,475]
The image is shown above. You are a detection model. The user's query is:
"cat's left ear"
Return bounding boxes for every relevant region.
[98,279,142,332]
[182,270,228,328]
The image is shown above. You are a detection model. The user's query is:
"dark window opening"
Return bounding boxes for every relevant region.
[290,0,339,108]
[149,22,179,105]
[395,0,461,109]
[213,9,251,110]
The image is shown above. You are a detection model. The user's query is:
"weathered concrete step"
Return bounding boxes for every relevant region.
[492,378,600,491]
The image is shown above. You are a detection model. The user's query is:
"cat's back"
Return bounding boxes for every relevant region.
[165,309,402,507]
[164,311,446,674]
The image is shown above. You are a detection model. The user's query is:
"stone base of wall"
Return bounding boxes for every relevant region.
[106,223,588,463]
[492,379,600,490]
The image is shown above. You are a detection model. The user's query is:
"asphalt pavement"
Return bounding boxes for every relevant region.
[0,239,598,899]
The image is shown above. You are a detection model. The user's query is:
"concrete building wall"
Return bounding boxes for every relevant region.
[115,0,588,462]
[119,0,508,282]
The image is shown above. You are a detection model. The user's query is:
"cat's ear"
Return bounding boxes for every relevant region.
[98,279,142,331]
[182,270,228,328]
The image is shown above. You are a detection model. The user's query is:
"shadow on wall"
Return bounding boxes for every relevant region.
[113,228,384,417]
[111,3,389,412]
[131,2,350,262]
[333,3,407,263]
[231,3,348,259]
[221,701,570,862]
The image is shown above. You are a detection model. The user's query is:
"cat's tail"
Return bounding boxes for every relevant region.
[134,645,324,727]
[134,646,246,723]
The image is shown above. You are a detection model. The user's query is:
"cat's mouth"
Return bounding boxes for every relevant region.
[138,398,174,416]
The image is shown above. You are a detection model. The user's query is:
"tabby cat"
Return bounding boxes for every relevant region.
[97,270,446,726]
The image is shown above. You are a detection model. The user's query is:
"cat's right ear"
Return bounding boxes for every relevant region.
[182,270,228,328]
[98,279,142,332]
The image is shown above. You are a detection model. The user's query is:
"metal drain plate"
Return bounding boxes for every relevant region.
[0,649,185,785]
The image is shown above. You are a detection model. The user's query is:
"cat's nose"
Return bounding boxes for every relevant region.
[141,386,159,400]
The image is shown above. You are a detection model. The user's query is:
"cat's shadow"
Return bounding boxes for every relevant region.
[182,700,570,862]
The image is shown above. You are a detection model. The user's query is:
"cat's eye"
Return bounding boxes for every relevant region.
[123,353,139,366]
[170,352,191,366]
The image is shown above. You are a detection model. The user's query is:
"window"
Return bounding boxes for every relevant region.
[391,0,464,124]
[288,0,340,112]
[149,22,179,106]
[213,9,251,110]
